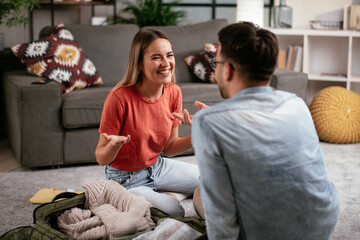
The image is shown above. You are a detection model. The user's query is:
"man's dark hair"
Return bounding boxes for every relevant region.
[218,21,278,81]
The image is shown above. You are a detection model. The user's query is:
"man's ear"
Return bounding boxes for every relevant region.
[225,62,234,81]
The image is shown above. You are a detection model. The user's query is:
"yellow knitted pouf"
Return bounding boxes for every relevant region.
[310,86,360,144]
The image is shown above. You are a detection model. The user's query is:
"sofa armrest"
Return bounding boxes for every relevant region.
[3,70,63,167]
[271,69,308,102]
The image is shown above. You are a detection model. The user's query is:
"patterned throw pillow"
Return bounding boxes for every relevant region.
[11,23,103,93]
[184,43,219,83]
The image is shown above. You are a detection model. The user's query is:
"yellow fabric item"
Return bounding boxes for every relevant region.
[29,188,83,204]
[310,86,360,144]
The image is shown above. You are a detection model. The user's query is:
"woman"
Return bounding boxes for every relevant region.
[95,29,199,217]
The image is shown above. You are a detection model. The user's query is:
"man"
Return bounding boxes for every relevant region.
[191,22,340,240]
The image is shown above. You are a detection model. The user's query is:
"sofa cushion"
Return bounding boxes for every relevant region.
[39,24,140,87]
[177,82,224,155]
[62,87,112,129]
[66,24,140,87]
[184,43,219,83]
[179,83,223,113]
[271,68,308,102]
[142,19,228,83]
[178,82,223,137]
[11,23,103,93]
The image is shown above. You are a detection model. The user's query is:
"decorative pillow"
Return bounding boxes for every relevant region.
[204,42,219,57]
[184,43,219,83]
[11,23,103,93]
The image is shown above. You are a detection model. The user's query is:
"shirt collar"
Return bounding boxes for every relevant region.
[234,86,274,98]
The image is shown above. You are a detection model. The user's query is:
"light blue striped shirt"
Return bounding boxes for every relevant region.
[192,87,339,240]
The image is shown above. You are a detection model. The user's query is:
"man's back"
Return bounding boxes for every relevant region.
[192,87,340,240]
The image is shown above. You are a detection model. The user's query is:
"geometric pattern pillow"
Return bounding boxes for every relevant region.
[11,23,103,93]
[204,42,219,57]
[184,43,219,83]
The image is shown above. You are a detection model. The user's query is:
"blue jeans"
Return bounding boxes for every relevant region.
[105,156,200,217]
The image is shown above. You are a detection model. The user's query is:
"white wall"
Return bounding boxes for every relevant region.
[1,0,359,48]
[285,0,360,29]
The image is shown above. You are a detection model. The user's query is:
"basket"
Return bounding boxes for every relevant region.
[309,20,343,30]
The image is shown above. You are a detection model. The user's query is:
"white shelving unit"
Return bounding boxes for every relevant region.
[268,28,360,104]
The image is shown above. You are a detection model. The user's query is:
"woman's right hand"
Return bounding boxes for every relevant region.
[95,133,131,166]
[102,133,131,147]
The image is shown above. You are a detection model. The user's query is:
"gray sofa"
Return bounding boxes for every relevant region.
[3,19,308,167]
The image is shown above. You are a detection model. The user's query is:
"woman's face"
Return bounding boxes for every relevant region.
[140,38,175,86]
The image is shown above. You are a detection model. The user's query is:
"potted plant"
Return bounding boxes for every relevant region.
[0,0,38,50]
[107,0,186,27]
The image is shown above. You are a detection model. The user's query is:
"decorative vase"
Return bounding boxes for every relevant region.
[273,0,292,28]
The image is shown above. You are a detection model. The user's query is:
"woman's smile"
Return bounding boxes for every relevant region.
[157,68,171,76]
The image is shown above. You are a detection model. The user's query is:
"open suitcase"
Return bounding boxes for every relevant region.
[1,192,207,240]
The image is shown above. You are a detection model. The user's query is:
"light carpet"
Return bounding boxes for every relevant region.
[0,143,359,239]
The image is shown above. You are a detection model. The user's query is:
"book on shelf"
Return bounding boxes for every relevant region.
[293,45,303,72]
[344,5,360,30]
[277,49,286,69]
[344,5,350,30]
[286,45,294,70]
[277,44,303,72]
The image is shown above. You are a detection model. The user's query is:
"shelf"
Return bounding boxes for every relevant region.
[30,0,116,41]
[308,74,347,82]
[349,76,360,82]
[269,28,360,37]
[37,0,114,6]
[271,28,360,103]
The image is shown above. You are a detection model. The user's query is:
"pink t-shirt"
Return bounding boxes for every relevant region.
[99,84,182,171]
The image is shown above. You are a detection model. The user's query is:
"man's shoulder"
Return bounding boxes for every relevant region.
[193,99,230,122]
[193,88,302,121]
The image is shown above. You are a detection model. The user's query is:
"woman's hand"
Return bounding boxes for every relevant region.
[95,133,131,166]
[172,108,192,126]
[194,101,209,110]
[102,133,131,146]
[172,101,209,126]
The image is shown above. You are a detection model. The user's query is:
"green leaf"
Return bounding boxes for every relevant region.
[0,0,39,28]
[105,0,186,27]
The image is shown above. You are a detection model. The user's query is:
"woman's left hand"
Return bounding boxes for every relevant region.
[172,100,209,126]
[172,109,193,126]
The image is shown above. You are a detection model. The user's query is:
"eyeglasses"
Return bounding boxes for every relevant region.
[210,59,234,70]
[210,59,226,69]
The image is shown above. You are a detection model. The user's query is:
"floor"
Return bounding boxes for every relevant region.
[0,131,20,173]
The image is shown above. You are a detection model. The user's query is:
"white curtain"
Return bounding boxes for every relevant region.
[236,0,264,27]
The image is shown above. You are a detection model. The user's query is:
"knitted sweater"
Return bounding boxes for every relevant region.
[57,180,155,239]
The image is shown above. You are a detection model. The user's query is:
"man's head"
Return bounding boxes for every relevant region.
[214,21,278,98]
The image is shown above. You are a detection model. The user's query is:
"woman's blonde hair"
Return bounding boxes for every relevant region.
[115,29,176,88]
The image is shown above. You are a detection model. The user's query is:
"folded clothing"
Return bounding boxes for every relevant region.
[57,180,155,239]
[133,218,202,240]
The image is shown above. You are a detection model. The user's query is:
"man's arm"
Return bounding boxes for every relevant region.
[192,116,240,240]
